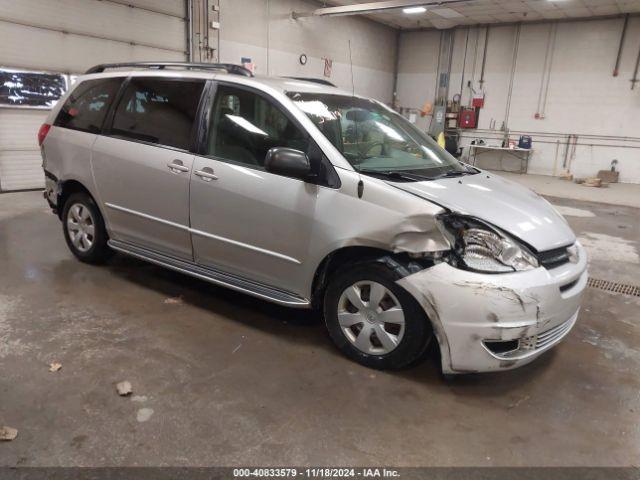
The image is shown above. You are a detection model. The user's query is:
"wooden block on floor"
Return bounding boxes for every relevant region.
[583,177,602,187]
[597,170,619,183]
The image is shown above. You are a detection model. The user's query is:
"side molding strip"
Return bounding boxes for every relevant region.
[105,202,188,231]
[105,203,301,265]
[190,229,301,265]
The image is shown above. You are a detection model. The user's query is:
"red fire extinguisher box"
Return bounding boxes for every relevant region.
[459,108,477,128]
[472,96,484,108]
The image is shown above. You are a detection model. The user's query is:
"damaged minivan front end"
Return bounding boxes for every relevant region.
[289,88,587,373]
[381,173,588,374]
[397,220,587,374]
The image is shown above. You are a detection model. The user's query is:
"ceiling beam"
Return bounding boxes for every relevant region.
[292,0,467,19]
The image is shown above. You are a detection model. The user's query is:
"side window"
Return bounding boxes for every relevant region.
[111,77,205,150]
[55,78,122,133]
[207,85,308,168]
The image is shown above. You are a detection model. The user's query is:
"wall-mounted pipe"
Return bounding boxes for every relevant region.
[205,0,210,60]
[613,14,629,77]
[392,29,401,108]
[632,42,640,90]
[201,0,207,60]
[535,23,553,117]
[434,30,443,103]
[458,127,640,142]
[217,1,221,62]
[539,23,557,118]
[479,25,489,86]
[504,23,521,130]
[266,0,271,74]
[192,0,201,61]
[459,26,470,100]
[562,134,571,170]
[470,26,479,85]
[186,0,193,61]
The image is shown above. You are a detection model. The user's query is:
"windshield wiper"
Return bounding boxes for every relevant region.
[356,169,433,182]
[431,169,476,180]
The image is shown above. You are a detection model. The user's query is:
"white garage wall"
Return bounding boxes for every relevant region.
[218,0,397,103]
[397,17,640,184]
[396,29,440,131]
[0,0,187,191]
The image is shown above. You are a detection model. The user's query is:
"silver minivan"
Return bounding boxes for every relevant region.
[40,62,587,374]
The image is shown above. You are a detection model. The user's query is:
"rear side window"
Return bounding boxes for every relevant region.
[55,78,123,133]
[111,77,205,150]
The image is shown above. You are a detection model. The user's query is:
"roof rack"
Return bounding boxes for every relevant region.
[85,62,254,77]
[286,77,337,87]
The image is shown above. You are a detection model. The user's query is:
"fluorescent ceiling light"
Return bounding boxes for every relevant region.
[403,6,426,14]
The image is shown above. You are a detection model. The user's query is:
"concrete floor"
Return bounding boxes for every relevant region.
[492,171,640,209]
[0,190,639,467]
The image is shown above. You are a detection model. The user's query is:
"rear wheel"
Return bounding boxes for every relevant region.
[323,262,432,369]
[62,192,112,264]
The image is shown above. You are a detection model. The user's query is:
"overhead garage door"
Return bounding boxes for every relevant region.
[0,0,187,191]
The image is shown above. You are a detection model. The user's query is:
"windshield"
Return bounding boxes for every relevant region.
[287,92,470,180]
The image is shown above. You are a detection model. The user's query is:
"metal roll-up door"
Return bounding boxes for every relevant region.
[0,0,187,191]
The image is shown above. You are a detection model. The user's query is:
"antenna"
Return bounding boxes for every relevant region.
[348,39,355,96]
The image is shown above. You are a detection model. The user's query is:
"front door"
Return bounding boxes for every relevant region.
[189,83,317,296]
[92,76,205,260]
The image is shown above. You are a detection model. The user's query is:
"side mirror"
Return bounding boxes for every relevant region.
[265,147,311,180]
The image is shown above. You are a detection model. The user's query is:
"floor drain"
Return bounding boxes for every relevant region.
[587,277,640,297]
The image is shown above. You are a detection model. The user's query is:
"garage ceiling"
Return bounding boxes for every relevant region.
[319,0,640,29]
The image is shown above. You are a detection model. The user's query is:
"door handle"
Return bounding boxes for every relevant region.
[194,167,218,182]
[167,160,190,173]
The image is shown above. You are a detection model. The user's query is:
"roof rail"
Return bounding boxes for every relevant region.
[84,62,254,77]
[286,77,337,87]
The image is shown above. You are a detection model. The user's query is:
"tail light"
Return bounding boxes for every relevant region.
[37,124,51,146]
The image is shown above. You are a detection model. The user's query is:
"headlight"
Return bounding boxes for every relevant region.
[566,242,581,264]
[440,215,539,273]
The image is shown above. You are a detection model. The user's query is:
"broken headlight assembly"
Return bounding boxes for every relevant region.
[439,214,539,273]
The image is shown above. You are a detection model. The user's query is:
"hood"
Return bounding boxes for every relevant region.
[389,172,575,252]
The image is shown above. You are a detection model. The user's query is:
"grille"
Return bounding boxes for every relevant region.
[485,317,574,359]
[587,278,640,297]
[537,246,571,270]
[532,318,574,350]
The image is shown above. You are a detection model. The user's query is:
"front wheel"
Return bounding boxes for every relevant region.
[62,192,113,264]
[323,263,433,369]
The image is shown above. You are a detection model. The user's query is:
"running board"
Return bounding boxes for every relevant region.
[108,240,311,308]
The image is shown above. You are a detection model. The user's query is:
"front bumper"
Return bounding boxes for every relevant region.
[397,242,588,374]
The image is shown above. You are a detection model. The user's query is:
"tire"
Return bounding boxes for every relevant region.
[323,262,433,370]
[62,192,113,264]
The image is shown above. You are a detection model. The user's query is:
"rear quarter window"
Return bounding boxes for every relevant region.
[54,77,123,133]
[110,77,205,150]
